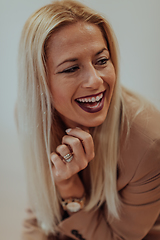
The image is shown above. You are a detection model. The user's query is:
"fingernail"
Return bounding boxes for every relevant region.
[65,128,72,133]
[76,127,81,129]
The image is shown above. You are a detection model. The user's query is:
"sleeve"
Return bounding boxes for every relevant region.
[21,209,74,240]
[56,139,160,240]
[21,209,49,240]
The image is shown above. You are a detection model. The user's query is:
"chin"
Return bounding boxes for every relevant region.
[82,116,107,128]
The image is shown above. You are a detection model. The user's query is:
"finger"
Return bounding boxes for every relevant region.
[56,144,72,159]
[50,152,81,181]
[50,152,67,181]
[62,135,88,169]
[65,128,95,161]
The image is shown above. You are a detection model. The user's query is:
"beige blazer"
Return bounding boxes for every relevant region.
[21,96,160,240]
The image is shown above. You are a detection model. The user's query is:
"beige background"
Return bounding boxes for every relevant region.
[0,0,160,239]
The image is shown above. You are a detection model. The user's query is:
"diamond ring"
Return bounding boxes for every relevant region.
[63,153,73,163]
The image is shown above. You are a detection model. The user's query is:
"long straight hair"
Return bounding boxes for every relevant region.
[17,0,125,235]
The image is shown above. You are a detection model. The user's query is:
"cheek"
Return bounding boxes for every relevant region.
[103,65,116,87]
[110,70,116,87]
[50,81,73,109]
[51,88,66,106]
[50,76,79,104]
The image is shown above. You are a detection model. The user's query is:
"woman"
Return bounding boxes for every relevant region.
[17,0,160,239]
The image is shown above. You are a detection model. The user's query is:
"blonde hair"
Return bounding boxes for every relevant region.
[17,0,124,235]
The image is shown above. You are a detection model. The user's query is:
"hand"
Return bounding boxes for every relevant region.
[50,127,95,199]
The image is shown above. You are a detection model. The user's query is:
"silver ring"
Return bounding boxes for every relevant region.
[63,153,73,163]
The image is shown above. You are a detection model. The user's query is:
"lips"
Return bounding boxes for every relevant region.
[75,90,106,113]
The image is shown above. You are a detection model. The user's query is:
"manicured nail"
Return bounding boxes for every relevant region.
[65,128,72,133]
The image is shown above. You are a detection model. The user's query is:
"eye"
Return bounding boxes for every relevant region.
[59,65,79,74]
[96,57,109,66]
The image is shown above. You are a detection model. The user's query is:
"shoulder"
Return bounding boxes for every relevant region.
[118,90,160,189]
[123,89,160,141]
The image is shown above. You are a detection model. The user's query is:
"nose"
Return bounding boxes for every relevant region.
[81,64,103,89]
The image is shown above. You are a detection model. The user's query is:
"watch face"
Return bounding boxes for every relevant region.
[67,202,81,212]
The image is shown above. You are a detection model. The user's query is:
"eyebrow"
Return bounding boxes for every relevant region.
[95,47,108,56]
[57,58,78,68]
[57,47,108,68]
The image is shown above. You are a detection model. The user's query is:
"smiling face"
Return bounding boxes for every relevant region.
[46,22,116,129]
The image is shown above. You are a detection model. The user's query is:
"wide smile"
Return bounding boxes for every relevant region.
[75,90,106,113]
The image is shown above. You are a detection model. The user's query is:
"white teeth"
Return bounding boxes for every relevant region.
[77,93,103,103]
[91,97,96,102]
[96,96,100,101]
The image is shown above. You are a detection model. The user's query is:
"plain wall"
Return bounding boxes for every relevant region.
[0,0,160,239]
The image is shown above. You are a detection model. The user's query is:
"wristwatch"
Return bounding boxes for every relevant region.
[61,195,86,213]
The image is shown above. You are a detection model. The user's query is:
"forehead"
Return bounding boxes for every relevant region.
[46,22,107,58]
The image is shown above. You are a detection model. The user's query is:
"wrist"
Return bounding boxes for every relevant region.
[56,174,85,199]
